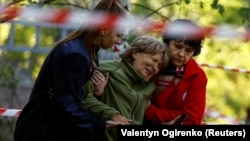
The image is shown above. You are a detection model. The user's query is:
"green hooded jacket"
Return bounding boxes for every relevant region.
[83,59,156,141]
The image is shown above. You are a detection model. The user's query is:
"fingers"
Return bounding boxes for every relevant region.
[161,115,181,125]
[105,72,109,79]
[127,119,132,124]
[107,120,127,126]
[91,70,105,84]
[112,114,132,125]
[91,71,110,96]
[106,120,125,129]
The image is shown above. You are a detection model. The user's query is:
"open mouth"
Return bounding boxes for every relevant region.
[145,66,153,76]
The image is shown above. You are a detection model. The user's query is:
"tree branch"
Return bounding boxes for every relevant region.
[131,1,178,21]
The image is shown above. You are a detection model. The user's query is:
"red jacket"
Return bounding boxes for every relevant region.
[144,58,207,125]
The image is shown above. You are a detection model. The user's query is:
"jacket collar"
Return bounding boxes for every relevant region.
[182,58,201,78]
[122,60,149,83]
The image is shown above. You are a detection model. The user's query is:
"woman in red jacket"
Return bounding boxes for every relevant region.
[144,19,207,125]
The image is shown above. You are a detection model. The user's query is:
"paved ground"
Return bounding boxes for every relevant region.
[0,85,32,110]
[0,80,32,141]
[0,83,32,141]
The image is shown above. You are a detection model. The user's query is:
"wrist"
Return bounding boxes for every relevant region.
[94,90,103,96]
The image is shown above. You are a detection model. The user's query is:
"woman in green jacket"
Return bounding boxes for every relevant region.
[83,35,169,141]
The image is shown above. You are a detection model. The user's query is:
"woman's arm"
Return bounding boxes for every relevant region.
[52,53,106,133]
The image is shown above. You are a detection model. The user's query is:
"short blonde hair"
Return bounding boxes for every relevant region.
[120,35,169,68]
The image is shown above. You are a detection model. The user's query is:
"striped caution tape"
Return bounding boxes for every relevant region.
[0,108,21,117]
[199,63,250,74]
[0,4,250,41]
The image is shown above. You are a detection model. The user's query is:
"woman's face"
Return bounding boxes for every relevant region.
[100,28,124,50]
[132,52,163,80]
[168,40,194,67]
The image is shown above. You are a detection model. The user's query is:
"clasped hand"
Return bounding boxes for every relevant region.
[90,70,109,96]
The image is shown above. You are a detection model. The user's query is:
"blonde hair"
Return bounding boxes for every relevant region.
[120,35,169,68]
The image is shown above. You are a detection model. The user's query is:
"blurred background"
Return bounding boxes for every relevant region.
[0,0,250,140]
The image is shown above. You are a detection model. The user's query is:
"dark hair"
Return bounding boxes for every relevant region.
[162,19,205,56]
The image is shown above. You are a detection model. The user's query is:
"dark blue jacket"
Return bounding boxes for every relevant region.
[14,36,106,141]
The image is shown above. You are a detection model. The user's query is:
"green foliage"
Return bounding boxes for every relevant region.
[211,0,219,8]
[199,1,204,9]
[210,0,225,15]
[14,25,35,46]
[127,34,139,44]
[30,53,47,80]
[0,118,16,141]
[240,7,250,28]
[0,53,18,87]
[184,0,191,5]
[39,27,60,47]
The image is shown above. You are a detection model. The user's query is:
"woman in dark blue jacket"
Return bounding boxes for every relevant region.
[13,0,127,141]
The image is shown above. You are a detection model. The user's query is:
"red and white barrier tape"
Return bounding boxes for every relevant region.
[0,108,21,117]
[199,63,250,74]
[1,5,250,41]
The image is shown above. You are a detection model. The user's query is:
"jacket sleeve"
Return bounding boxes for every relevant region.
[52,53,106,134]
[182,73,207,124]
[83,81,120,120]
[145,72,207,125]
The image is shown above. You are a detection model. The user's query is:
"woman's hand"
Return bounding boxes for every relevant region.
[106,114,133,129]
[161,114,188,125]
[106,120,125,130]
[90,70,109,96]
[112,113,132,125]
